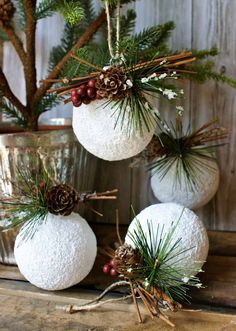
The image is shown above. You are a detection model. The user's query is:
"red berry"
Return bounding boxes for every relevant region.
[74,99,82,107]
[39,180,45,189]
[71,89,78,97]
[110,268,118,277]
[109,259,116,268]
[87,79,96,88]
[87,87,96,99]
[71,94,79,104]
[82,97,91,105]
[77,87,86,97]
[103,264,111,274]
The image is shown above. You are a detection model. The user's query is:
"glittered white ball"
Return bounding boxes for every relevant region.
[72,100,154,161]
[125,203,209,275]
[14,213,97,290]
[151,158,220,209]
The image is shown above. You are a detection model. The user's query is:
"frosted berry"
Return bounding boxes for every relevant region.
[110,268,119,277]
[87,79,96,88]
[82,97,91,105]
[71,94,80,104]
[103,264,111,274]
[109,259,116,268]
[77,86,86,97]
[74,100,82,107]
[87,87,96,99]
[71,89,78,97]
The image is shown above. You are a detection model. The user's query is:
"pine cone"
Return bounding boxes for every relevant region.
[46,184,78,216]
[114,243,142,277]
[147,133,170,161]
[0,0,15,24]
[96,66,132,100]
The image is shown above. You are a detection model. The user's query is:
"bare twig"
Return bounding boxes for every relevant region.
[116,209,123,246]
[1,24,26,65]
[0,68,27,116]
[130,281,142,323]
[65,294,133,313]
[71,55,103,71]
[24,0,37,114]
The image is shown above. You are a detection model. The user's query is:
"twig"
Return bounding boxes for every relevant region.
[136,287,154,320]
[116,209,123,246]
[0,68,27,116]
[33,10,106,107]
[71,55,103,71]
[105,1,114,59]
[24,0,37,112]
[59,291,132,313]
[129,282,142,323]
[1,24,26,65]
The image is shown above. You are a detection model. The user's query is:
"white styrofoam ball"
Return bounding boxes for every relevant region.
[125,203,209,276]
[14,212,97,290]
[72,100,154,161]
[151,158,220,209]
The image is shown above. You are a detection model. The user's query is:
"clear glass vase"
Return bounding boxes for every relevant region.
[0,129,97,265]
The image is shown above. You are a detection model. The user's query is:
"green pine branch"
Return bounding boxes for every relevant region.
[0,97,27,127]
[35,0,58,20]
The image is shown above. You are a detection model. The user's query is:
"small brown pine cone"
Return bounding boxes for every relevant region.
[146,134,169,161]
[46,184,78,216]
[114,243,142,277]
[96,66,132,100]
[0,0,15,24]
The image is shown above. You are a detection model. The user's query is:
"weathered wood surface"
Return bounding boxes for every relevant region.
[0,280,236,331]
[1,227,236,308]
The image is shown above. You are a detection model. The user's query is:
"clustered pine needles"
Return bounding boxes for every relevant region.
[147,118,229,191]
[0,158,117,241]
[62,210,203,327]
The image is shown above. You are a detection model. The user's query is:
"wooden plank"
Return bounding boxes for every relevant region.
[191,0,236,231]
[208,230,236,256]
[0,280,236,331]
[130,0,193,214]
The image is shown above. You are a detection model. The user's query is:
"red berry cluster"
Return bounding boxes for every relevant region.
[103,259,119,278]
[70,79,101,107]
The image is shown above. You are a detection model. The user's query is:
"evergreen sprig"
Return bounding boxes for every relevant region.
[148,120,228,190]
[128,211,202,303]
[2,162,52,241]
[0,97,27,127]
[35,0,57,20]
[57,0,84,26]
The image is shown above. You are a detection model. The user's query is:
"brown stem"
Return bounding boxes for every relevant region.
[0,67,27,116]
[33,9,106,108]
[116,209,123,246]
[1,24,26,65]
[71,54,103,71]
[130,282,142,323]
[24,0,37,113]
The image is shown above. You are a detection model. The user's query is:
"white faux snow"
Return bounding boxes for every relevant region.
[151,158,220,209]
[72,100,154,161]
[14,213,97,291]
[125,203,209,276]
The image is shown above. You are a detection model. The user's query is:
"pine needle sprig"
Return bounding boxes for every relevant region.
[147,119,229,191]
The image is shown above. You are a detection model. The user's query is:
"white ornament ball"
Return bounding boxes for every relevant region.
[125,203,209,276]
[14,212,97,290]
[151,158,220,209]
[72,100,154,161]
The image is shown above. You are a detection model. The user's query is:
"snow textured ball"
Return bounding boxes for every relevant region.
[72,100,154,161]
[14,212,97,290]
[151,158,220,209]
[125,203,209,276]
